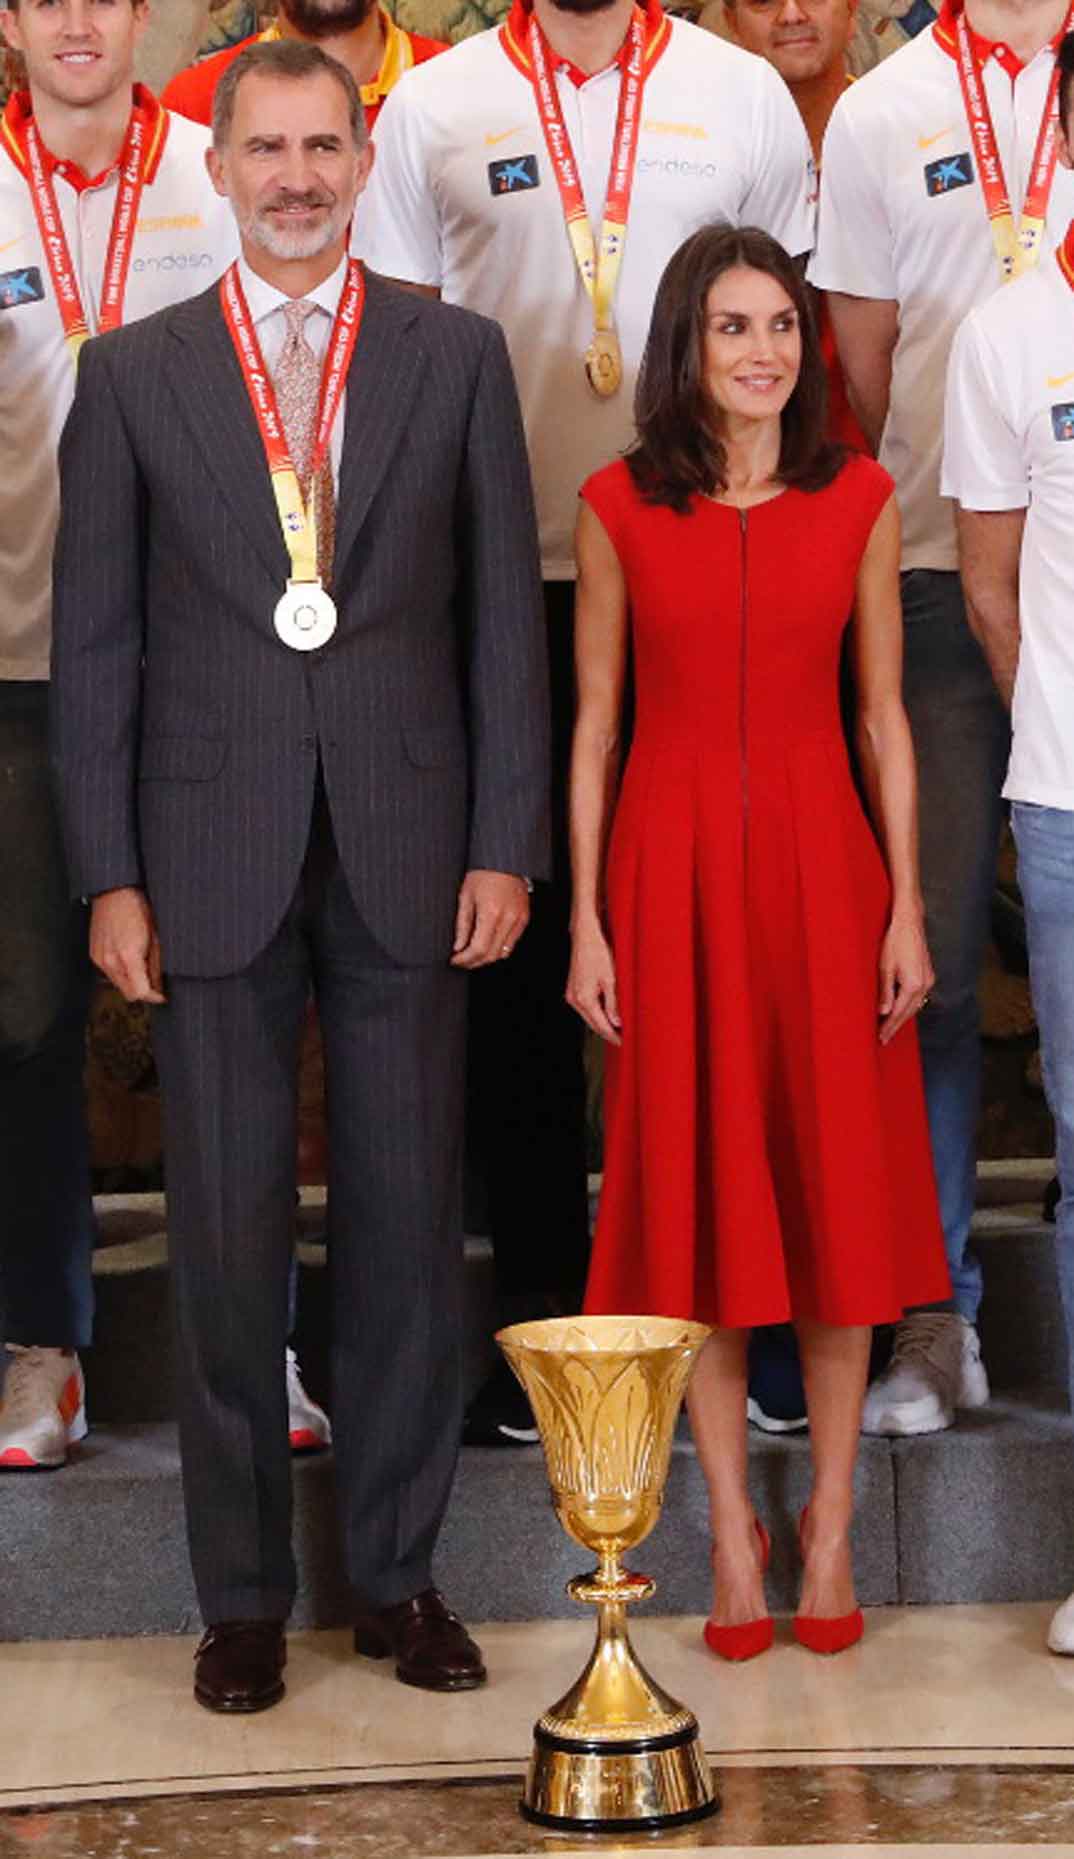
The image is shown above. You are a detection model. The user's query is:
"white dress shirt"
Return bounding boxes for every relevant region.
[236,251,349,492]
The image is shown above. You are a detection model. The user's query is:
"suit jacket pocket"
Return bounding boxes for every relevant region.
[138,736,228,782]
[403,724,467,769]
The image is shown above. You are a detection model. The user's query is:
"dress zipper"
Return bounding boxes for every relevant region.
[738,508,749,857]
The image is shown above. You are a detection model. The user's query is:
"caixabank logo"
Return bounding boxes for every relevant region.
[0,264,44,310]
[488,154,540,196]
[924,151,975,196]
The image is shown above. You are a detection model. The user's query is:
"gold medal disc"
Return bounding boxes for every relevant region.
[584,328,624,399]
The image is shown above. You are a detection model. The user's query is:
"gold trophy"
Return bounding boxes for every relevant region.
[497,1315,718,1834]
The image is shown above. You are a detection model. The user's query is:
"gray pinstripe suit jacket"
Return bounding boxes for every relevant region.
[51,270,551,977]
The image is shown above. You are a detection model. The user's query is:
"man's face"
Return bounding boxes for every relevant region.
[727,0,855,86]
[278,0,377,37]
[0,0,148,111]
[208,70,372,265]
[545,0,620,16]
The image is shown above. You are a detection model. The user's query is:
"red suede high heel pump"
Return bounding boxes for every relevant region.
[703,1518,774,1663]
[793,1507,864,1655]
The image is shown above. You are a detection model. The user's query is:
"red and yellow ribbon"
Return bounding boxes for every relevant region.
[954,4,1074,285]
[220,259,365,586]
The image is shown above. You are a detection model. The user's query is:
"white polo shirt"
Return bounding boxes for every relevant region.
[0,88,238,681]
[809,0,1074,574]
[942,227,1074,809]
[357,0,814,578]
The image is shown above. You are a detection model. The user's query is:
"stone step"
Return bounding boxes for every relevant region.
[70,1168,1068,1426]
[2,1395,1071,1643]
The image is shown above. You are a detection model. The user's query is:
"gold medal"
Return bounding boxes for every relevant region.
[585,328,624,399]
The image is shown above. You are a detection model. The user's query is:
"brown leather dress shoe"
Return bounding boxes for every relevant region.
[353,1587,487,1692]
[194,1621,287,1713]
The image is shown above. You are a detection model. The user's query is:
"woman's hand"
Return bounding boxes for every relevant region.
[878,912,934,1046]
[567,920,622,1046]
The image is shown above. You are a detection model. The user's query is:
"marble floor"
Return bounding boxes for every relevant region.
[2,1608,1074,1853]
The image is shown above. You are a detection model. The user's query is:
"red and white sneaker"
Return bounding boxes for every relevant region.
[0,1346,87,1470]
[286,1347,331,1454]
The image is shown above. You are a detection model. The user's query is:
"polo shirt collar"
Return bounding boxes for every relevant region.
[258,5,415,107]
[932,0,1067,78]
[500,0,670,86]
[237,250,349,330]
[0,83,169,191]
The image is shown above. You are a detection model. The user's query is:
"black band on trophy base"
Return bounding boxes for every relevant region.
[520,1798,721,1834]
[532,1722,698,1758]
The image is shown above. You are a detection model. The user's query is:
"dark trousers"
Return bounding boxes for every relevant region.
[0,681,94,1349]
[466,582,590,1311]
[152,783,467,1622]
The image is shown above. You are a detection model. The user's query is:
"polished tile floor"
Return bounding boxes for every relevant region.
[2,1609,1074,1853]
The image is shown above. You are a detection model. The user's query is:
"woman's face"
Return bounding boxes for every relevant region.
[701,265,802,424]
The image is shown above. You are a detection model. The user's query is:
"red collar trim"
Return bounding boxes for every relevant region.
[0,84,169,190]
[932,0,1066,77]
[500,0,670,85]
[1059,218,1074,291]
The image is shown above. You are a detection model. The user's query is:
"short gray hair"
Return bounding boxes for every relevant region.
[212,38,368,152]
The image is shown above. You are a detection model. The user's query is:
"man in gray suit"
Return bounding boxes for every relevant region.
[51,38,550,1714]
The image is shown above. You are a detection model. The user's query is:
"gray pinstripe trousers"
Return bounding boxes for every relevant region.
[153,783,466,1623]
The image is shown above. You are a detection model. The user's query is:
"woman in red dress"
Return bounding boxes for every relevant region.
[567,226,949,1660]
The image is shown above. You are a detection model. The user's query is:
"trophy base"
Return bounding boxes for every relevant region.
[520,1720,720,1833]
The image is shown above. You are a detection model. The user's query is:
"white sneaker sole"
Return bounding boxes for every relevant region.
[860,1396,954,1437]
[747,1398,808,1435]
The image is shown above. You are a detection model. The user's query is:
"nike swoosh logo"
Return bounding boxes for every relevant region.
[1047,371,1074,389]
[0,236,23,257]
[917,127,955,150]
[485,126,526,148]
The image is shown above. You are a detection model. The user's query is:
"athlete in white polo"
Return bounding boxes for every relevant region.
[357,0,814,1444]
[944,28,1074,1650]
[810,0,1074,1439]
[0,0,236,1472]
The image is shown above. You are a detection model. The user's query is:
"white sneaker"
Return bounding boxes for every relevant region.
[0,1346,87,1469]
[1048,1591,1074,1655]
[861,1313,989,1437]
[286,1347,331,1454]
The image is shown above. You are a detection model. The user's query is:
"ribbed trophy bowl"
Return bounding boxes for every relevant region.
[497,1315,717,1834]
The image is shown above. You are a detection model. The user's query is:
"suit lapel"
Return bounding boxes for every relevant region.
[334,272,425,579]
[166,287,290,588]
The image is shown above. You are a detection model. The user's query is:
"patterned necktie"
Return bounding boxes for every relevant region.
[273,298,337,589]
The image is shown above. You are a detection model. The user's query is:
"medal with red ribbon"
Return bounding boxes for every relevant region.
[527,6,647,397]
[954,4,1074,285]
[220,258,365,652]
[23,103,156,364]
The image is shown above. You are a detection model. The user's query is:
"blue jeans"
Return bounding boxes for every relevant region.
[1011,803,1074,1411]
[0,682,95,1348]
[902,572,1009,1323]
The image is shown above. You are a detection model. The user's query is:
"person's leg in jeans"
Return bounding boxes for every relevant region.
[0,681,95,1468]
[1010,802,1074,1650]
[862,572,1009,1436]
[464,582,590,1443]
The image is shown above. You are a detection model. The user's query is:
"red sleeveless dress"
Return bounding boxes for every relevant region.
[582,453,950,1328]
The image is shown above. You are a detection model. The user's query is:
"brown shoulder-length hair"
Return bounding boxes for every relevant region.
[627,224,845,513]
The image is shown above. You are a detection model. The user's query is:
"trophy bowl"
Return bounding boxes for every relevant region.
[497,1315,718,1834]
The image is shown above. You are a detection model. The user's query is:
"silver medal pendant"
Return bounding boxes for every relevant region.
[273,579,337,653]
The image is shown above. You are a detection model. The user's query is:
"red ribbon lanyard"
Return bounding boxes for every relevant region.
[220,259,365,584]
[527,7,646,336]
[954,5,1074,284]
[24,107,153,363]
